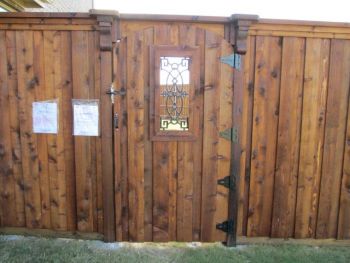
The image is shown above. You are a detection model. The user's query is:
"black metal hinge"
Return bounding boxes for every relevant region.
[220,53,241,70]
[216,220,235,234]
[217,175,235,190]
[219,127,238,143]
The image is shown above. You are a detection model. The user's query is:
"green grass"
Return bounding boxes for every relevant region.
[0,235,349,263]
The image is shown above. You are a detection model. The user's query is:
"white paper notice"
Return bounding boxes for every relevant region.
[73,100,99,136]
[32,101,58,134]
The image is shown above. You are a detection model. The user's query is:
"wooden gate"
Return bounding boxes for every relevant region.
[113,24,236,242]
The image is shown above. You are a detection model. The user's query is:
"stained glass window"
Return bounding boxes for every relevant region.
[159,56,190,131]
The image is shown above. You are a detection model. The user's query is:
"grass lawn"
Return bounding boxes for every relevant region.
[0,235,350,263]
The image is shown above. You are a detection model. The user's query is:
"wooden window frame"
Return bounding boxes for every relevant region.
[150,45,200,141]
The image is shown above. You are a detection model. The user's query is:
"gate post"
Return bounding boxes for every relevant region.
[90,10,120,242]
[226,14,258,246]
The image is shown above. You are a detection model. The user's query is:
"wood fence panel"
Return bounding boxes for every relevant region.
[247,36,282,237]
[316,39,350,238]
[16,30,43,229]
[271,37,305,238]
[295,38,330,238]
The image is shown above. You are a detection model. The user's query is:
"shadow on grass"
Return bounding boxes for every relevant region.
[0,236,349,263]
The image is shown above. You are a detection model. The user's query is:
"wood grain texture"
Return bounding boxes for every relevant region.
[247,36,282,237]
[0,31,16,227]
[152,25,178,242]
[60,31,76,232]
[176,25,196,242]
[317,40,350,238]
[72,31,96,232]
[16,30,42,228]
[338,89,350,239]
[126,30,145,241]
[33,31,51,229]
[192,27,205,241]
[114,38,129,241]
[295,38,330,238]
[215,38,234,242]
[201,31,221,242]
[271,37,305,238]
[237,36,256,236]
[6,31,25,227]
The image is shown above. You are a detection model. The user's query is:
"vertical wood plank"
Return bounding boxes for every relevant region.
[201,31,221,242]
[16,30,42,228]
[237,36,255,236]
[33,31,51,229]
[295,38,330,238]
[54,31,68,231]
[215,38,234,241]
[94,31,103,235]
[152,25,178,242]
[247,36,282,237]
[192,27,205,241]
[87,31,98,233]
[99,31,115,242]
[338,89,350,239]
[114,37,129,241]
[143,27,154,241]
[6,31,25,227]
[271,37,305,238]
[72,31,94,232]
[127,30,145,241]
[317,39,350,238]
[60,31,76,232]
[0,31,17,226]
[177,24,196,242]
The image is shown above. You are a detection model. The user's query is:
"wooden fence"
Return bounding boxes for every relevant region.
[0,12,350,242]
[0,12,117,241]
[237,20,350,239]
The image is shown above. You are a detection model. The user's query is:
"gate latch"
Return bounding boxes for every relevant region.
[216,220,235,234]
[106,85,126,103]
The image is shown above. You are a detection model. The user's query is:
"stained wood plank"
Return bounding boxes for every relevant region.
[152,25,178,242]
[99,33,115,242]
[16,30,42,228]
[33,31,51,229]
[271,37,305,238]
[201,31,221,242]
[295,38,330,238]
[215,38,234,241]
[72,31,94,232]
[317,39,350,238]
[43,31,60,230]
[6,31,25,227]
[247,36,282,237]
[177,25,196,242]
[114,37,129,241]
[338,92,350,239]
[237,36,256,236]
[127,30,145,241]
[87,31,98,233]
[143,27,154,242]
[192,27,205,241]
[93,31,103,235]
[0,31,16,226]
[60,31,76,232]
[153,142,178,241]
